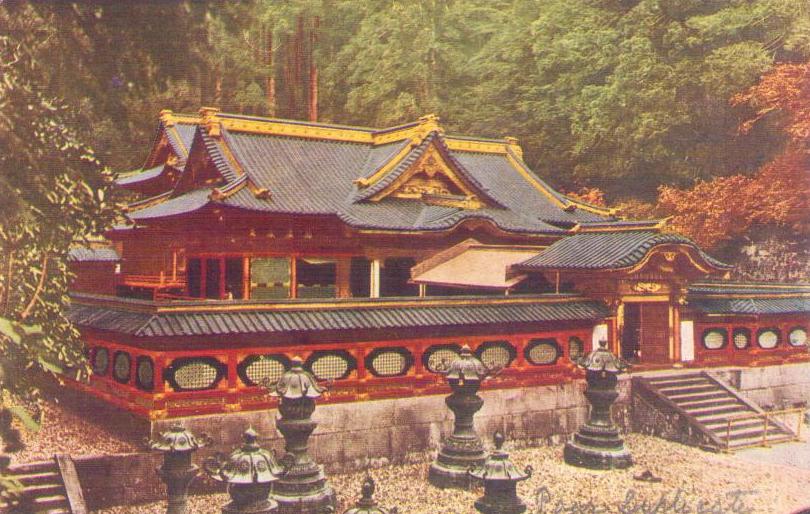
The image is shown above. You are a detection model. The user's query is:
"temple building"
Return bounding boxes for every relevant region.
[66,109,810,427]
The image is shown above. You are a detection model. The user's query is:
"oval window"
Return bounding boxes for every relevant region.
[422,345,461,374]
[92,347,109,376]
[113,351,131,383]
[306,351,356,381]
[475,341,516,370]
[136,356,154,391]
[238,355,290,387]
[366,347,413,377]
[733,328,750,349]
[525,339,561,365]
[168,357,226,391]
[757,329,780,349]
[568,337,585,362]
[702,329,727,350]
[789,328,808,347]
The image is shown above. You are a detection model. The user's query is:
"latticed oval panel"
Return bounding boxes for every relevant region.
[167,357,227,391]
[366,347,413,377]
[422,344,461,374]
[306,351,356,381]
[92,347,109,376]
[733,328,751,349]
[238,354,290,387]
[757,328,780,349]
[568,337,585,362]
[136,356,155,391]
[113,351,131,383]
[525,339,561,365]
[789,327,808,347]
[702,329,727,350]
[475,341,515,370]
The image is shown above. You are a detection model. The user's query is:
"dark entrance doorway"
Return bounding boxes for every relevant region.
[622,303,670,363]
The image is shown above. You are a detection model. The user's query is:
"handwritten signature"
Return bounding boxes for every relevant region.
[535,485,757,514]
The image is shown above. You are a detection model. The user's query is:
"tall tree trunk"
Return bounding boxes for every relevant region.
[294,16,305,119]
[284,32,295,119]
[214,62,222,106]
[266,23,276,117]
[308,17,319,122]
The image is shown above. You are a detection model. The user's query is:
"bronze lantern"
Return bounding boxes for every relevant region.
[343,476,394,514]
[149,422,209,514]
[428,344,489,489]
[469,431,532,514]
[564,339,633,469]
[270,356,336,514]
[204,427,283,514]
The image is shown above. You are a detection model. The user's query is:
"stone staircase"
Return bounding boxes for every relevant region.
[633,372,799,451]
[1,455,86,513]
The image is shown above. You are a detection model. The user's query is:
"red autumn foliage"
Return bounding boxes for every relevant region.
[566,187,608,207]
[653,62,810,251]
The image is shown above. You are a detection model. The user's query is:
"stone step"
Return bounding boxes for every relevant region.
[7,460,56,475]
[685,404,751,417]
[676,397,740,409]
[652,377,711,389]
[727,434,796,449]
[697,411,768,425]
[711,422,786,436]
[13,470,62,487]
[705,419,771,432]
[669,391,731,403]
[659,384,719,395]
[18,483,65,496]
[30,494,70,510]
[647,373,705,383]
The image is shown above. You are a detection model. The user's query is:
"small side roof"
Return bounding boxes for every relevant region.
[67,247,120,263]
[687,281,810,315]
[512,231,730,273]
[410,239,540,290]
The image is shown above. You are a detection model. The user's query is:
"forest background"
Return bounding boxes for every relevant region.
[0,0,809,433]
[4,0,810,270]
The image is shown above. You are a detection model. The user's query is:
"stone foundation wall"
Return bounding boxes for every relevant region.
[151,378,636,473]
[711,362,810,409]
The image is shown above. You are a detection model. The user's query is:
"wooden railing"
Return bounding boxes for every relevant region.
[722,407,804,452]
[119,272,186,289]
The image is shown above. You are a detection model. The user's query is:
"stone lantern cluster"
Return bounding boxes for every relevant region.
[147,340,632,513]
[150,356,339,514]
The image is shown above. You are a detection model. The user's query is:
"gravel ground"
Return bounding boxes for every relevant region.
[8,400,138,464]
[93,433,810,514]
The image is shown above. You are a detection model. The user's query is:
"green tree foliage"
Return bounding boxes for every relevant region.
[0,7,116,447]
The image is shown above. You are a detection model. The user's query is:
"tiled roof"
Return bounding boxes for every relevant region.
[123,113,615,235]
[687,281,810,314]
[115,165,165,186]
[514,231,730,271]
[67,247,120,262]
[67,295,609,337]
[689,297,810,315]
[688,282,810,296]
[128,188,213,220]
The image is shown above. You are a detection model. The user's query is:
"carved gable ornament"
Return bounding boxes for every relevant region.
[368,145,486,209]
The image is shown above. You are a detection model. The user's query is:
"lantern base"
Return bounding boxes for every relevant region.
[474,494,527,514]
[428,435,486,489]
[222,498,279,514]
[271,481,336,514]
[563,431,633,470]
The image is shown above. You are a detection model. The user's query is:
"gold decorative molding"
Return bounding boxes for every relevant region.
[632,282,663,293]
[199,106,222,137]
[368,145,483,208]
